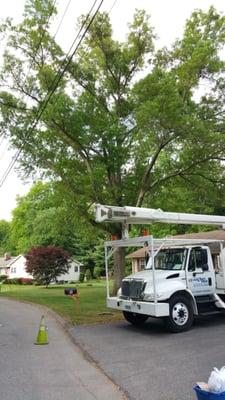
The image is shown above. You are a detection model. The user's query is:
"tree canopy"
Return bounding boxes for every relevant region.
[9,181,99,257]
[1,1,225,289]
[0,220,12,255]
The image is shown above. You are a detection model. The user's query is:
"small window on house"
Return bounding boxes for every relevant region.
[139,259,146,270]
[11,267,16,273]
[74,266,78,272]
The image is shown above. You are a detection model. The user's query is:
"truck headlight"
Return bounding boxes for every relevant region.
[143,293,162,301]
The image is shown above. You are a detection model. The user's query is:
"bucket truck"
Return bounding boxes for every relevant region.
[96,204,225,332]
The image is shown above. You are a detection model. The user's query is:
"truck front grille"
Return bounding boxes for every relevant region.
[121,279,145,300]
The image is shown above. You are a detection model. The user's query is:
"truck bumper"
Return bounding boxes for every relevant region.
[107,297,169,317]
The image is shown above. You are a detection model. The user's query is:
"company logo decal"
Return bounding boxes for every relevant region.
[191,277,208,287]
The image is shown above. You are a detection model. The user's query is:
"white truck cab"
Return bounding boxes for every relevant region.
[96,205,225,332]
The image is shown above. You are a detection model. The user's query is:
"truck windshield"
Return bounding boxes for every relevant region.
[145,248,187,270]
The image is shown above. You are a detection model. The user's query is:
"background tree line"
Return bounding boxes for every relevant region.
[0,182,105,278]
[0,179,224,279]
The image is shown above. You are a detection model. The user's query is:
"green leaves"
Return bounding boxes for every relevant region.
[0,220,13,255]
[1,3,225,237]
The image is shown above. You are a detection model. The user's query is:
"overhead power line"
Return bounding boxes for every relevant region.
[0,136,5,149]
[12,0,74,108]
[1,0,79,123]
[0,0,57,161]
[108,0,118,14]
[0,0,104,189]
[0,139,9,161]
[53,0,72,39]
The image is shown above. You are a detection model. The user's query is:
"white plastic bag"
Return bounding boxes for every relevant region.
[208,367,225,392]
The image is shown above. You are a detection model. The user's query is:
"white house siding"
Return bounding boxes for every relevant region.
[57,261,80,282]
[0,257,18,277]
[9,256,33,279]
[6,256,80,282]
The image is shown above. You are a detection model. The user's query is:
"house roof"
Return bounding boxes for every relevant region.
[0,256,18,268]
[127,230,225,259]
[0,254,82,268]
[71,259,83,266]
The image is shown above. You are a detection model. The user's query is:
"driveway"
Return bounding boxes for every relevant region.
[70,315,225,400]
[0,298,126,400]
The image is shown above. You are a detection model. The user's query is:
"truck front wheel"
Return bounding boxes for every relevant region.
[123,311,148,326]
[164,295,194,333]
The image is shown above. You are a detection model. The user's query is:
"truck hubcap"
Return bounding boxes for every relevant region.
[172,302,189,325]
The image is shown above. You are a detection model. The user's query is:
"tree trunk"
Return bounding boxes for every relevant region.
[112,247,125,295]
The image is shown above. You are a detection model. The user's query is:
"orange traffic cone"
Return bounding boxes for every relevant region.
[35,315,48,345]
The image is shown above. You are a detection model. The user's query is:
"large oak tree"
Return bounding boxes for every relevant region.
[1,1,225,291]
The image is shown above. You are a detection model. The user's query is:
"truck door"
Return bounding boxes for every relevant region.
[186,247,215,296]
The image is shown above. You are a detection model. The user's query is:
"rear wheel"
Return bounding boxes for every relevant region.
[164,295,193,333]
[123,311,148,326]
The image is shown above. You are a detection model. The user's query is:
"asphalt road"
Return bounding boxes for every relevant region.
[0,298,126,400]
[70,314,225,400]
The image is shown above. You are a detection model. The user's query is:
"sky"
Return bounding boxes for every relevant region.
[0,0,225,220]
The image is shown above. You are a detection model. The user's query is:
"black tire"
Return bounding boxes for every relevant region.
[164,295,194,333]
[123,311,149,326]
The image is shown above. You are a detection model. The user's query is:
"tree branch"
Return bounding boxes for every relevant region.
[0,99,27,112]
[49,118,103,202]
[10,70,41,104]
[136,134,176,207]
[67,63,112,115]
[150,154,222,190]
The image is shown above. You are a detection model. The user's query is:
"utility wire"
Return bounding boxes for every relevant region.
[0,0,104,188]
[53,0,72,39]
[22,0,100,135]
[0,0,100,184]
[0,140,9,161]
[0,136,5,149]
[108,0,117,14]
[1,0,77,121]
[0,1,57,164]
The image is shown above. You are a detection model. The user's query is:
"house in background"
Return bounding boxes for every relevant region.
[0,253,17,278]
[56,259,81,282]
[0,253,81,282]
[8,255,33,280]
[127,230,225,273]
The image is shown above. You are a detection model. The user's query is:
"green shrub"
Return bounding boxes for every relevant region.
[0,275,8,282]
[79,272,85,283]
[125,262,132,276]
[5,278,21,284]
[85,269,92,281]
[93,266,102,279]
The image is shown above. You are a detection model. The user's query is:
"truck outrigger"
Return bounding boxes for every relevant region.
[96,204,225,332]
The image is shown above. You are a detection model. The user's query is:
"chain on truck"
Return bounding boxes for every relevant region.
[95,204,225,333]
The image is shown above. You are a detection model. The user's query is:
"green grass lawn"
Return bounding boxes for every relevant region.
[0,281,123,325]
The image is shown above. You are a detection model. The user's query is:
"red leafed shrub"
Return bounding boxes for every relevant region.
[25,246,71,287]
[18,277,33,285]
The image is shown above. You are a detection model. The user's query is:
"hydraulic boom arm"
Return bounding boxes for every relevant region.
[95,204,225,228]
